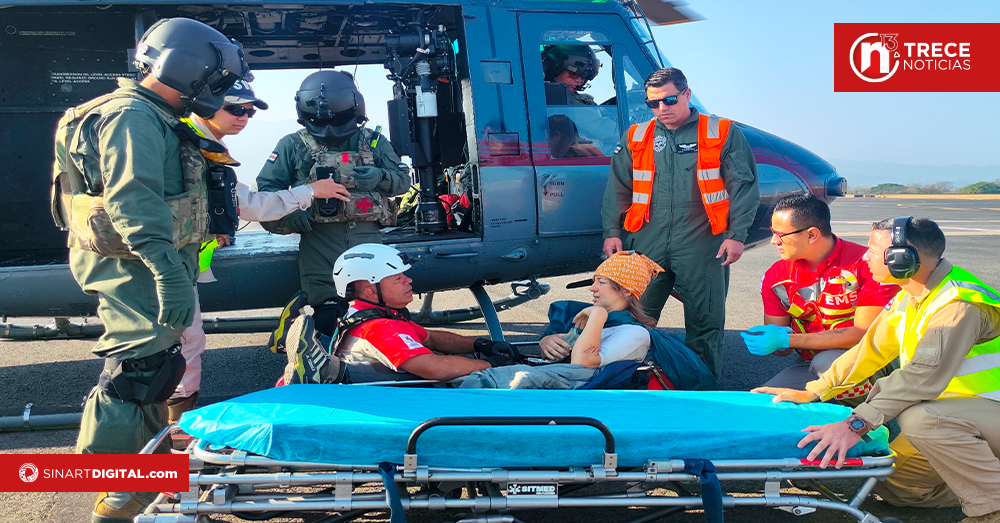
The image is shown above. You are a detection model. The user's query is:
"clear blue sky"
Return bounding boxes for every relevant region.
[228,0,1000,184]
[650,0,1000,167]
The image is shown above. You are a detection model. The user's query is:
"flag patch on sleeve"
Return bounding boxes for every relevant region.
[267,152,278,163]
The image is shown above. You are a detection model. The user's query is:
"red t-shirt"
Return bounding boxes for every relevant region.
[761,237,899,359]
[337,301,432,371]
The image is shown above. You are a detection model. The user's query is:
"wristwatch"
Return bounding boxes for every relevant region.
[845,414,873,442]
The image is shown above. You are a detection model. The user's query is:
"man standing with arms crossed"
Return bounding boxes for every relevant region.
[602,67,760,379]
[757,217,1000,523]
[51,18,250,522]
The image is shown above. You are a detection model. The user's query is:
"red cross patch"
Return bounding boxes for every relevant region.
[355,198,374,213]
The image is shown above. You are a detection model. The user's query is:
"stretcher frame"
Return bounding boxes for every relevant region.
[136,415,896,523]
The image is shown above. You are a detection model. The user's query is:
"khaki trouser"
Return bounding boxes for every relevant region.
[173,289,205,399]
[874,396,1000,517]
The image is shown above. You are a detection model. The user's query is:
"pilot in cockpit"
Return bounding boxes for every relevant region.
[542,44,602,106]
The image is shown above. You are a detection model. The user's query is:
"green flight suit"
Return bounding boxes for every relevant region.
[63,79,200,517]
[602,107,760,379]
[569,90,596,106]
[256,128,410,306]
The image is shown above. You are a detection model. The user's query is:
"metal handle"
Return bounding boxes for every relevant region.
[406,416,616,454]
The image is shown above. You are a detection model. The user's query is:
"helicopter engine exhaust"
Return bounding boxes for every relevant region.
[385,19,455,234]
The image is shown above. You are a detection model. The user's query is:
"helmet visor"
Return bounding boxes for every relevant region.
[203,39,251,95]
[307,107,357,127]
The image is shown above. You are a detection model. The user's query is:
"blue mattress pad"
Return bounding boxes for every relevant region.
[179,386,890,468]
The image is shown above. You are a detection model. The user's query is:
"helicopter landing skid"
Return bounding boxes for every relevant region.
[409,280,551,337]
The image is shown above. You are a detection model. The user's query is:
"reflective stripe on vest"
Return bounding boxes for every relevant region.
[697,114,731,235]
[891,266,1000,402]
[623,120,656,232]
[622,115,732,234]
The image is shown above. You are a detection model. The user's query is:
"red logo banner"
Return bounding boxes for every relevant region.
[0,454,188,492]
[834,23,1000,92]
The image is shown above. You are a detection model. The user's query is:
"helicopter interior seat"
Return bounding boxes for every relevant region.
[544,81,572,105]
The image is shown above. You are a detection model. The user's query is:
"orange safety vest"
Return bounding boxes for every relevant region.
[623,114,732,235]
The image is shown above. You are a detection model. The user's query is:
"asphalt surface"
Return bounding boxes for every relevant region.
[2,197,998,523]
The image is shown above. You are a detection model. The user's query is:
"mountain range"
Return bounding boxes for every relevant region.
[829,160,1000,188]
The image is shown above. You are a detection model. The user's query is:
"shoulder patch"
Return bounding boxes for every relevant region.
[398,333,424,350]
[267,152,278,163]
[613,145,622,155]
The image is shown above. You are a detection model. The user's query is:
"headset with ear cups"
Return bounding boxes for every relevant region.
[884,216,921,279]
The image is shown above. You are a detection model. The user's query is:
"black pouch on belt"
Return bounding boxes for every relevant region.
[207,164,239,236]
[98,344,187,406]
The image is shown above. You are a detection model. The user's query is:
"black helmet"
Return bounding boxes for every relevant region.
[295,70,367,140]
[135,18,251,118]
[541,45,601,83]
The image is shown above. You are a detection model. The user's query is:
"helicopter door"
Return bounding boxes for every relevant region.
[517,14,655,239]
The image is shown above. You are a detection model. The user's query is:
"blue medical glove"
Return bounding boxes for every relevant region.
[740,324,793,356]
[351,166,385,192]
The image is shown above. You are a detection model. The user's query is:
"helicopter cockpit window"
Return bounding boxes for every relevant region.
[541,43,619,159]
[623,55,655,128]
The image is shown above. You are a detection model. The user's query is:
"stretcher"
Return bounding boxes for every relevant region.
[137,386,896,523]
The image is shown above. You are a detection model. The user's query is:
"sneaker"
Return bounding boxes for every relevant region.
[267,290,309,354]
[282,315,343,385]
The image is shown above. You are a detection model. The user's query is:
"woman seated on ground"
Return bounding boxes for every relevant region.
[539,255,658,368]
[450,251,668,389]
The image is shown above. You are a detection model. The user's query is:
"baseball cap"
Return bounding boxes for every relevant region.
[224,80,268,110]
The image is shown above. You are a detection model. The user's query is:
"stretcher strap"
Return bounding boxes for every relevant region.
[683,459,723,523]
[379,462,407,523]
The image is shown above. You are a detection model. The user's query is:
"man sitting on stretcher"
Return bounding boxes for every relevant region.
[274,243,520,385]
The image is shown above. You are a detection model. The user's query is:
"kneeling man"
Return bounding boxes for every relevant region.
[756,217,1000,523]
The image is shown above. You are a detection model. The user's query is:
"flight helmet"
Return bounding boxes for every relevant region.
[135,17,251,118]
[295,70,367,140]
[333,244,414,300]
[542,45,601,84]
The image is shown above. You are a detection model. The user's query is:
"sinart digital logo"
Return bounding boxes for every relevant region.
[19,463,39,483]
[850,33,900,83]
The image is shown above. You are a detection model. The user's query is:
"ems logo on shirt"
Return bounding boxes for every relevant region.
[834,23,998,92]
[652,135,667,152]
[267,152,278,163]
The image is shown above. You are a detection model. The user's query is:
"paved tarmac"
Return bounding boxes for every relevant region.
[2,197,998,523]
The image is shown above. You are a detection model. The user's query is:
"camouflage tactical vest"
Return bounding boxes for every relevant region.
[297,129,397,227]
[51,92,208,259]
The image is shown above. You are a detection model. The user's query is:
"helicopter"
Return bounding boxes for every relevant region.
[0,0,845,339]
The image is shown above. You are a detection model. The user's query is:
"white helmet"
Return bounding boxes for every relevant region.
[333,244,412,299]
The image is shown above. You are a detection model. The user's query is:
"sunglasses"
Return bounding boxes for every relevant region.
[223,105,256,118]
[644,91,686,109]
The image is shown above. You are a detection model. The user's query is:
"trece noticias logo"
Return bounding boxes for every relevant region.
[834,23,999,92]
